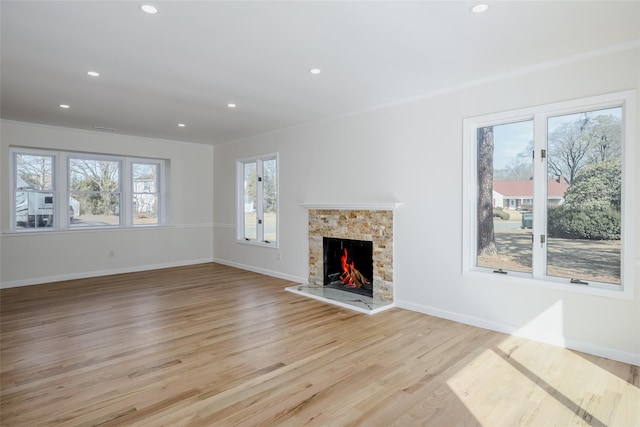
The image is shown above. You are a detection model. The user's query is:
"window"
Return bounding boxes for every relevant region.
[463,91,635,295]
[237,153,278,247]
[10,148,166,230]
[69,156,121,226]
[132,162,161,225]
[14,153,55,228]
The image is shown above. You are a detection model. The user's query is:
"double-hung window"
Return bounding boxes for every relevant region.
[11,148,166,230]
[68,155,122,227]
[463,91,635,296]
[237,153,278,247]
[14,152,56,228]
[132,161,161,225]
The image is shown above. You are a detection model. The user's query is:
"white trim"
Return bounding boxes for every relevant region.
[0,258,214,289]
[300,202,402,211]
[2,223,214,237]
[213,223,235,229]
[396,299,640,366]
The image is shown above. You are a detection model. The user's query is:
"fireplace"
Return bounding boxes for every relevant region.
[323,237,374,297]
[286,204,398,314]
[304,205,397,303]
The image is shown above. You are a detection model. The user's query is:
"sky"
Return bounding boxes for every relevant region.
[493,120,532,170]
[491,106,621,170]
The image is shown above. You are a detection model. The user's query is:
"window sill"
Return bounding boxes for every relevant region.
[236,239,278,249]
[464,268,633,301]
[3,223,173,236]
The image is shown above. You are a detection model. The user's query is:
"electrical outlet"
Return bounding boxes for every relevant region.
[109,250,115,258]
[277,252,281,261]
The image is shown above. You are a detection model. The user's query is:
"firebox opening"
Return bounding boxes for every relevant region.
[323,237,373,297]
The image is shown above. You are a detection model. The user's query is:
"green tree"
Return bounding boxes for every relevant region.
[563,158,621,210]
[70,159,120,215]
[548,158,621,240]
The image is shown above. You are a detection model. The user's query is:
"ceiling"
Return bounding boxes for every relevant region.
[1,1,639,146]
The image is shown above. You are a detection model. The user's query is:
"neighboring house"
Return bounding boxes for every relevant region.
[133,178,157,215]
[493,178,570,210]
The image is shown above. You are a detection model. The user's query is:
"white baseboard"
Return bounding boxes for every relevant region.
[396,299,640,367]
[0,258,214,289]
[212,257,307,284]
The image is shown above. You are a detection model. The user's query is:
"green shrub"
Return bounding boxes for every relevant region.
[493,208,510,220]
[547,205,620,240]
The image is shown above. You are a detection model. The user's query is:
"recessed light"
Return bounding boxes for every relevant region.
[471,4,489,13]
[140,4,158,14]
[309,68,321,74]
[227,103,237,108]
[59,104,70,109]
[178,123,186,127]
[87,71,100,77]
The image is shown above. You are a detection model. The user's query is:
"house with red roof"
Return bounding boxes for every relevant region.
[493,178,570,210]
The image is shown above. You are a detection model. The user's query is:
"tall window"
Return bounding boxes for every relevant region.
[237,153,278,247]
[10,148,166,230]
[14,153,55,228]
[132,162,161,225]
[464,91,635,294]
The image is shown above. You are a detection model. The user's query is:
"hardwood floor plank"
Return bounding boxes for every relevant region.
[2,263,638,426]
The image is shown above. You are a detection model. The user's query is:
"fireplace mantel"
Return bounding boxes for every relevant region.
[299,202,401,211]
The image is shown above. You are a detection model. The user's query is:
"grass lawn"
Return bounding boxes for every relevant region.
[478,226,620,284]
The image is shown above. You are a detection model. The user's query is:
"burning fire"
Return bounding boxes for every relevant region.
[339,248,369,288]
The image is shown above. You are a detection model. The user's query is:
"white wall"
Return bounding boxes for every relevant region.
[213,46,640,364]
[1,121,214,286]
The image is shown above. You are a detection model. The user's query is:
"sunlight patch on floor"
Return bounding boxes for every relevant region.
[446,336,640,426]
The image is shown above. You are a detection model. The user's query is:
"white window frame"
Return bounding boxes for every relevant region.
[68,153,123,227]
[236,153,278,248]
[130,159,164,226]
[9,147,167,231]
[462,91,635,300]
[11,148,57,229]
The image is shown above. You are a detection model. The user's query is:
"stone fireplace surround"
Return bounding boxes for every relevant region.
[285,203,399,314]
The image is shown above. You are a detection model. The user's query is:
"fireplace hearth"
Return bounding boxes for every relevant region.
[324,237,373,297]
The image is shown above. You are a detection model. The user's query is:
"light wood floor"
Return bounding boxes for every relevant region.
[1,263,638,426]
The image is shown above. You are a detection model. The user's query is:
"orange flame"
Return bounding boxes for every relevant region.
[340,248,356,287]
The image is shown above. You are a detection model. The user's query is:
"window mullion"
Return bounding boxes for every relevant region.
[256,159,264,241]
[122,159,131,227]
[55,152,66,229]
[531,114,548,278]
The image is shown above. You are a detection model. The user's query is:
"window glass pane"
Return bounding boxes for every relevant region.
[69,158,121,227]
[69,193,120,226]
[546,107,622,284]
[477,120,533,274]
[263,158,277,242]
[16,154,53,190]
[15,154,55,228]
[243,162,257,240]
[15,191,55,228]
[133,163,159,225]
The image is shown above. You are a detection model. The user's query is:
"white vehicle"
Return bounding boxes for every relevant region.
[15,176,80,227]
